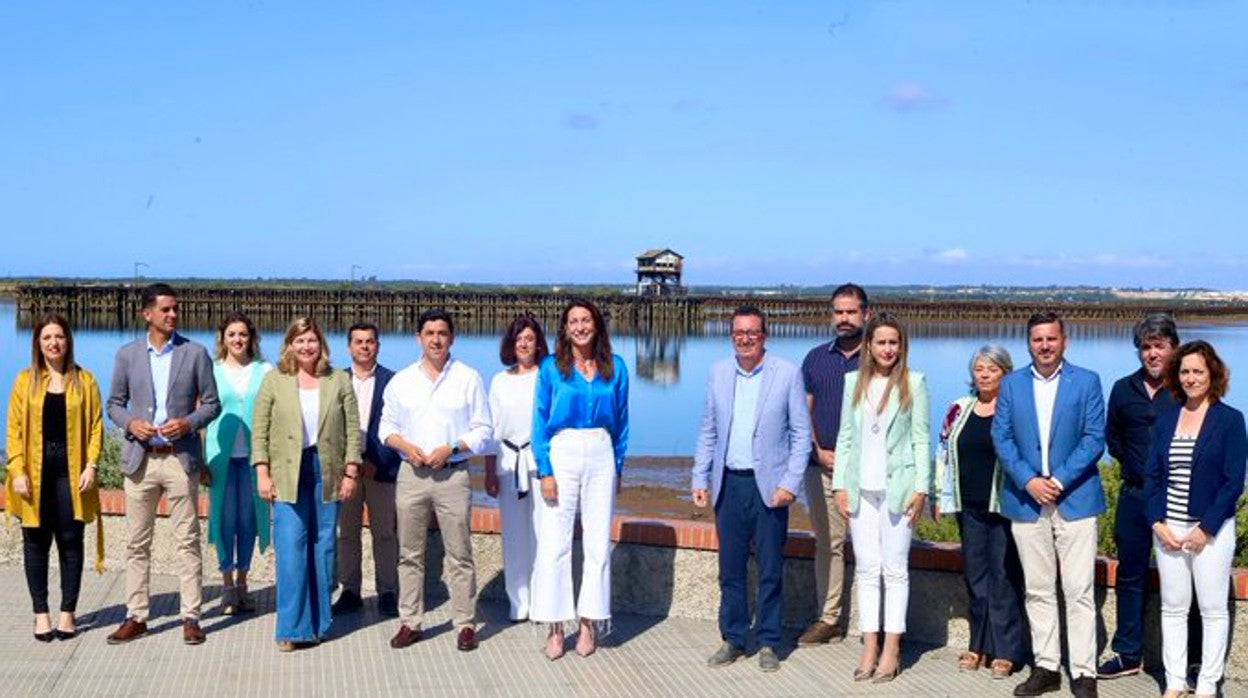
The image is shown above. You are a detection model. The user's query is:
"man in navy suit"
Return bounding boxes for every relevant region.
[334,322,403,617]
[692,306,811,673]
[993,312,1106,698]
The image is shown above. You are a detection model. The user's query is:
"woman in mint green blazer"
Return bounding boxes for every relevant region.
[205,311,271,616]
[831,312,930,683]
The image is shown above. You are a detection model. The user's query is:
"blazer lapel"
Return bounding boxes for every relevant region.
[752,359,777,433]
[1018,369,1040,444]
[1190,403,1221,465]
[165,336,187,407]
[1048,370,1073,442]
[317,376,335,439]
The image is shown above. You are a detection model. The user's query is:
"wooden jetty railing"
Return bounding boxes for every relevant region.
[13,284,1248,332]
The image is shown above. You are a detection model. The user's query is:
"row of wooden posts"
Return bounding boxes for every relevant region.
[13,285,1248,332]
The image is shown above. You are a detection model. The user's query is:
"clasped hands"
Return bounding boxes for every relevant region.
[128,417,193,442]
[1025,476,1062,507]
[402,444,454,470]
[1153,521,1209,554]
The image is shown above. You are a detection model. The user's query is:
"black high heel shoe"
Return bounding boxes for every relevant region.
[53,628,79,641]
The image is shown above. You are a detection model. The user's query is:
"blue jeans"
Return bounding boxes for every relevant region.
[217,457,258,573]
[273,448,339,642]
[715,469,789,648]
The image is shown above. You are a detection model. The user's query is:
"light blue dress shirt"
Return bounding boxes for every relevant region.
[725,361,765,471]
[532,354,630,477]
[147,335,175,445]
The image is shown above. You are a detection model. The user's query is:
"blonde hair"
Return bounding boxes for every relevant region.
[277,317,332,376]
[852,312,912,413]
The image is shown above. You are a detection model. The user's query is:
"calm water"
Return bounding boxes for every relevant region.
[4,301,1248,458]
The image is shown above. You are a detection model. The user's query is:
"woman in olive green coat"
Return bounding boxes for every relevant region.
[252,317,361,650]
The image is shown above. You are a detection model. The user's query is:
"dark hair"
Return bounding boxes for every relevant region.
[1165,340,1230,403]
[416,308,455,335]
[29,313,81,393]
[831,283,869,310]
[499,313,550,367]
[140,283,177,309]
[1133,313,1180,350]
[215,311,262,361]
[1026,310,1066,336]
[555,298,615,380]
[731,305,768,335]
[347,321,380,343]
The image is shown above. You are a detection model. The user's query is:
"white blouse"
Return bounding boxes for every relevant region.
[488,369,539,494]
[299,387,319,449]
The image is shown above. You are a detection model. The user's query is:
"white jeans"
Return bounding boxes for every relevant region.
[850,490,912,634]
[497,458,538,621]
[530,429,616,626]
[1154,519,1235,695]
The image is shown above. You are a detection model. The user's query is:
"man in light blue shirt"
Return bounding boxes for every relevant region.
[692,305,811,673]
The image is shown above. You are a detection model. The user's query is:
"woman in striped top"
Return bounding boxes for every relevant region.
[1145,340,1246,698]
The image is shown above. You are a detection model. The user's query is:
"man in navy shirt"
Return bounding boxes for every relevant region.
[1098,315,1188,680]
[797,283,870,646]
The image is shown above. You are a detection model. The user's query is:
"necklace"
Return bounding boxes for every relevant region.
[866,379,887,434]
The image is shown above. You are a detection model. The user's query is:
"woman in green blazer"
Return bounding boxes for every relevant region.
[252,317,361,650]
[831,312,930,683]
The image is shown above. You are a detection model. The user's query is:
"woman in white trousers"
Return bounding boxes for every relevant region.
[530,299,629,660]
[1146,340,1246,698]
[483,314,549,621]
[832,312,930,683]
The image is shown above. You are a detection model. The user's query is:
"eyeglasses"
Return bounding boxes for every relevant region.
[731,330,765,339]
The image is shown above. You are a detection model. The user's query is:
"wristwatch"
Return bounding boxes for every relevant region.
[450,442,462,457]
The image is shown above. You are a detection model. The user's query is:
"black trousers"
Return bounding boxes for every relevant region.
[22,474,86,614]
[958,509,1030,664]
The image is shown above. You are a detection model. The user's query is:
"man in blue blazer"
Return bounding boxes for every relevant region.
[335,322,404,617]
[992,312,1106,698]
[692,306,811,673]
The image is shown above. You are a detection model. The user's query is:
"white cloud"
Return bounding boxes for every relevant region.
[884,81,948,112]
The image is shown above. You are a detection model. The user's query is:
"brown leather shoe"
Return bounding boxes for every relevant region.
[456,626,478,652]
[182,619,206,645]
[106,619,148,645]
[797,620,844,645]
[389,624,422,649]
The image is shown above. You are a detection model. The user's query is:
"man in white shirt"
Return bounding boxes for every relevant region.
[334,322,403,618]
[993,312,1107,698]
[380,309,491,652]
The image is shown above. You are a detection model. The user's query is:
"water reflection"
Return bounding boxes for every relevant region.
[634,333,684,385]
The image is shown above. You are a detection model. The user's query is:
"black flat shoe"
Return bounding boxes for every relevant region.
[33,622,54,643]
[54,628,78,641]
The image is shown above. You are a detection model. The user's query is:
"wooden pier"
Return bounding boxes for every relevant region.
[13,284,1248,332]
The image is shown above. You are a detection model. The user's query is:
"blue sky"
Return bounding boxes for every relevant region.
[2,1,1246,288]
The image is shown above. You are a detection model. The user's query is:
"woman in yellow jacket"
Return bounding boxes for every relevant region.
[5,314,103,642]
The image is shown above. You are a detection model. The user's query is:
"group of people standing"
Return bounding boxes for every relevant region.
[5,281,1244,697]
[693,284,1243,698]
[5,283,630,660]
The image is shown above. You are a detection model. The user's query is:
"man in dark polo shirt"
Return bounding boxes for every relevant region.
[1097,314,1181,679]
[797,282,870,645]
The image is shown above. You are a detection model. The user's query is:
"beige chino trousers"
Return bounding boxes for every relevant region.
[123,453,204,621]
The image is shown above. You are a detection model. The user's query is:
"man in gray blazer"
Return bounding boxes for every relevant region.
[105,283,220,645]
[692,305,811,673]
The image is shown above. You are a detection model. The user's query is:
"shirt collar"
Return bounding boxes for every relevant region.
[147,333,177,356]
[828,338,862,359]
[735,355,766,378]
[1030,362,1064,383]
[351,363,377,381]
